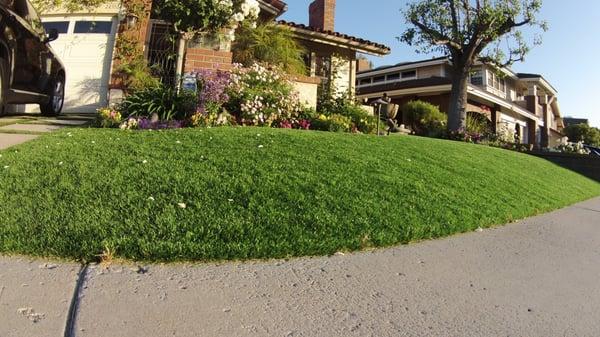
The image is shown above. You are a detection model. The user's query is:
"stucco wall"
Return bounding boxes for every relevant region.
[418,65,442,79]
[292,80,319,109]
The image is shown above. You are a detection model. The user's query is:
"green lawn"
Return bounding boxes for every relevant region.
[0,127,598,262]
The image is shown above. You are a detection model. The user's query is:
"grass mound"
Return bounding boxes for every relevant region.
[1,127,598,262]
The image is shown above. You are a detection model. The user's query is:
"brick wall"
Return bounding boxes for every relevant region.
[184,48,233,72]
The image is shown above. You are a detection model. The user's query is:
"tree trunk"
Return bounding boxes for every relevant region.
[448,67,469,132]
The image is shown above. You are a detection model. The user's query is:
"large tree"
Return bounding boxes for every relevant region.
[400,0,547,131]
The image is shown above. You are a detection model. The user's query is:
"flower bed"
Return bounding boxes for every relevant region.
[96,62,380,134]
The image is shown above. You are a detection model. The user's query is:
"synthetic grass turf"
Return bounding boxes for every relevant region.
[0,127,598,262]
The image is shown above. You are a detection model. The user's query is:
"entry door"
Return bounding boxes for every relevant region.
[41,15,117,113]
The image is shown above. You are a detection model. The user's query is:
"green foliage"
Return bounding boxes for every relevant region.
[0,128,598,262]
[153,0,258,35]
[31,0,111,12]
[466,112,493,135]
[316,95,381,134]
[120,85,198,121]
[563,124,600,147]
[310,113,352,132]
[118,58,161,91]
[402,100,447,137]
[232,23,307,75]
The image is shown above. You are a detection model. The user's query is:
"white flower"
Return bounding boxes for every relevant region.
[228,199,234,202]
[258,145,264,148]
[232,13,244,22]
[142,160,148,164]
[148,196,155,201]
[178,203,187,209]
[3,166,8,169]
[91,141,95,144]
[176,140,181,144]
[58,162,63,165]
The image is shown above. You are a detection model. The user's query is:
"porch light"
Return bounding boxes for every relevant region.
[125,13,139,30]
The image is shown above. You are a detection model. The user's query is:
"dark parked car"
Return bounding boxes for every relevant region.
[584,145,600,157]
[0,0,65,116]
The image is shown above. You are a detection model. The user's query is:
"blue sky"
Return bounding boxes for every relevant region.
[281,1,600,127]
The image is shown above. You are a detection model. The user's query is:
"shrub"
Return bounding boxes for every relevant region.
[226,63,303,126]
[466,111,492,135]
[232,23,307,75]
[317,95,381,134]
[96,107,122,128]
[120,85,198,121]
[311,114,352,133]
[403,100,447,137]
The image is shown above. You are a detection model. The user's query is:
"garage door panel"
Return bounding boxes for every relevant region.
[34,15,117,113]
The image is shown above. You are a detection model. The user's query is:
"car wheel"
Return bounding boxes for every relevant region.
[40,77,65,117]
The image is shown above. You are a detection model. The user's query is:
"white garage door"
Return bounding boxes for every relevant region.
[41,15,117,113]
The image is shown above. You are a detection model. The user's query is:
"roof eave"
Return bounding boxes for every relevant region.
[288,27,389,56]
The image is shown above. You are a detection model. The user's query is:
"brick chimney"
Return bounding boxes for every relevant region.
[309,0,336,31]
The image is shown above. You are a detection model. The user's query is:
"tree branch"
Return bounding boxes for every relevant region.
[410,19,462,50]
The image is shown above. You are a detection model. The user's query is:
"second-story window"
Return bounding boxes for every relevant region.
[470,70,483,86]
[402,70,417,79]
[359,78,372,86]
[387,73,400,81]
[373,76,386,83]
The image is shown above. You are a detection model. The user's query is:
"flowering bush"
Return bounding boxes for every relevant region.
[226,63,303,126]
[120,117,185,130]
[96,107,122,128]
[550,142,591,155]
[192,69,234,127]
[154,0,260,39]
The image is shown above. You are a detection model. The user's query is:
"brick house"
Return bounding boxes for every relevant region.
[356,58,565,148]
[139,0,390,107]
[32,0,388,112]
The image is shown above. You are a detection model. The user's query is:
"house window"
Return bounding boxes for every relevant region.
[402,70,417,79]
[386,73,400,81]
[470,70,483,86]
[359,78,372,86]
[42,21,69,34]
[373,76,386,83]
[74,21,113,34]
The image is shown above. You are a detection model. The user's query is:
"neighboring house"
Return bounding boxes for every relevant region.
[356,58,565,148]
[563,117,589,127]
[28,0,388,112]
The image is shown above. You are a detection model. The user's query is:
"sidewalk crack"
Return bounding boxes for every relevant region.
[63,264,89,337]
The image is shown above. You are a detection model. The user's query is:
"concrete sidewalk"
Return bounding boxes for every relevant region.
[2,197,600,337]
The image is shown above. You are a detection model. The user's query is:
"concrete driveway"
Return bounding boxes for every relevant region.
[1,197,600,337]
[0,114,92,150]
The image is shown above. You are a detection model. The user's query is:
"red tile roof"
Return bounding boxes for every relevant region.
[277,20,391,54]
